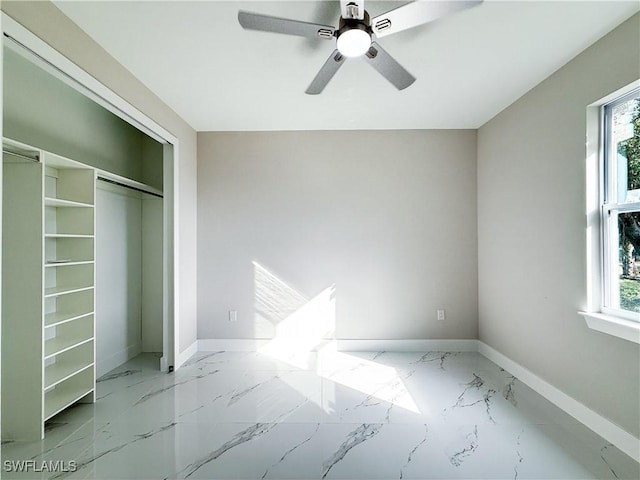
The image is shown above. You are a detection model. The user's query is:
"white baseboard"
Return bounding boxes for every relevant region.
[198,338,272,351]
[477,341,639,463]
[197,338,477,353]
[335,338,478,352]
[97,342,141,378]
[159,355,169,373]
[174,340,198,369]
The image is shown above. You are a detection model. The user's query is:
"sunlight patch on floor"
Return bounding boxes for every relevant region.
[253,260,420,415]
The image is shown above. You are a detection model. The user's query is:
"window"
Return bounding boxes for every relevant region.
[601,90,640,322]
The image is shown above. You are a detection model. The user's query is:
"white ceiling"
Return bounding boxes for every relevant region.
[53,0,639,131]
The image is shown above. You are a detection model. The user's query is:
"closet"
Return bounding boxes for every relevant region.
[95,176,163,377]
[2,41,167,440]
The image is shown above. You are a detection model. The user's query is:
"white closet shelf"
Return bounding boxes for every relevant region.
[45,260,94,268]
[44,197,94,208]
[44,386,94,421]
[44,335,93,359]
[45,311,93,328]
[96,168,163,197]
[45,361,93,390]
[44,233,94,239]
[44,285,94,298]
[3,138,98,440]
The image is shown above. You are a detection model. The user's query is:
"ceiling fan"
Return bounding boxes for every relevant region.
[238,0,483,95]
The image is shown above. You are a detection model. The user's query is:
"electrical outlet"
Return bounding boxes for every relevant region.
[229,310,237,322]
[437,309,446,321]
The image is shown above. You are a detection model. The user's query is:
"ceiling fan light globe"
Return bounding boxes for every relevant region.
[336,29,371,57]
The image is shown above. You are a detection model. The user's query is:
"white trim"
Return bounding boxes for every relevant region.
[159,355,169,373]
[585,104,604,313]
[197,338,478,353]
[198,339,272,352]
[335,338,478,352]
[167,144,179,370]
[580,311,640,344]
[174,340,198,370]
[478,341,640,463]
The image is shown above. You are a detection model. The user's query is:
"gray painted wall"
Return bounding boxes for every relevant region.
[198,130,478,341]
[3,48,162,190]
[477,14,640,437]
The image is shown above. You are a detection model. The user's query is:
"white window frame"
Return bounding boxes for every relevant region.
[601,89,640,322]
[580,83,640,344]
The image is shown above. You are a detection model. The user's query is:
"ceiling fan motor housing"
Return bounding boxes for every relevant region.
[336,11,372,57]
[338,10,371,36]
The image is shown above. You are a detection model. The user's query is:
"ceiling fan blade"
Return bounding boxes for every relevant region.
[238,11,336,40]
[306,50,347,95]
[371,0,482,38]
[364,42,415,90]
[340,0,365,20]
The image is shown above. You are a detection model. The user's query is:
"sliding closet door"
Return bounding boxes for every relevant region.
[95,182,142,377]
[142,195,163,353]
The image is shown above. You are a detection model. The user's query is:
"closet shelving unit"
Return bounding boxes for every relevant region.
[43,150,96,423]
[2,139,96,440]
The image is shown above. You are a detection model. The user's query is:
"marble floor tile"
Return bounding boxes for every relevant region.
[2,351,638,479]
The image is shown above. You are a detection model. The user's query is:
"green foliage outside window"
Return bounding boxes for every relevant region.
[618,99,640,191]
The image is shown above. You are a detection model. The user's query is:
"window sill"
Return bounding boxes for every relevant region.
[579,312,640,344]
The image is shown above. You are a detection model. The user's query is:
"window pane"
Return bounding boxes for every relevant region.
[612,97,640,203]
[617,211,640,313]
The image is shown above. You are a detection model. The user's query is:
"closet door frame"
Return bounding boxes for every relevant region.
[1,13,179,371]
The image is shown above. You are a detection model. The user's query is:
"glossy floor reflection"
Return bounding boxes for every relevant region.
[2,350,639,479]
